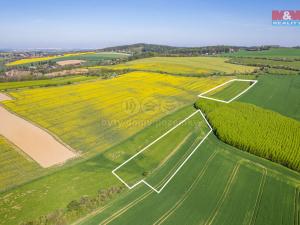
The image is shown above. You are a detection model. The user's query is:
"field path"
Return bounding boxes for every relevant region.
[0,93,76,167]
[0,93,12,101]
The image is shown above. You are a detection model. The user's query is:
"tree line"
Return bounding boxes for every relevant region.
[101,43,241,56]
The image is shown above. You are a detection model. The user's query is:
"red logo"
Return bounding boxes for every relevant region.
[272,10,300,20]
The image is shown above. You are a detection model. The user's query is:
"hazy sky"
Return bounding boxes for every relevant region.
[0,0,300,49]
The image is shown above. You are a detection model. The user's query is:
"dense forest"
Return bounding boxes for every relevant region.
[194,99,300,172]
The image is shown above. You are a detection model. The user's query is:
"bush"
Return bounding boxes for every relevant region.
[142,171,149,176]
[67,200,81,211]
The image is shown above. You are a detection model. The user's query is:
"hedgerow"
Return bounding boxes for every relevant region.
[20,186,125,225]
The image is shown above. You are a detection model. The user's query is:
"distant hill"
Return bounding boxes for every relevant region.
[99,43,300,57]
[100,43,177,54]
[99,43,243,56]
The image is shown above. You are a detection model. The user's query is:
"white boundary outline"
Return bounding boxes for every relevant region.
[112,78,258,193]
[112,110,212,194]
[198,79,258,103]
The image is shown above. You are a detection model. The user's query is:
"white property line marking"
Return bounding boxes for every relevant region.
[112,110,212,194]
[198,79,258,103]
[112,78,258,193]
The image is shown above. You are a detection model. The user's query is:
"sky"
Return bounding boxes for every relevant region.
[0,0,300,49]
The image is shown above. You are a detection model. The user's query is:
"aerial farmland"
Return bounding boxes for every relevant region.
[1,46,300,225]
[0,1,300,225]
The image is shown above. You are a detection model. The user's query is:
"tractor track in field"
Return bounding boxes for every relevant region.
[99,151,218,225]
[294,186,300,225]
[155,132,193,171]
[79,78,263,225]
[152,131,205,191]
[152,151,218,225]
[203,161,241,225]
[75,144,216,225]
[247,163,267,225]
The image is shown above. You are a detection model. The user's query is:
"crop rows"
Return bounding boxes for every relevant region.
[239,75,300,121]
[115,111,209,189]
[4,71,231,156]
[222,47,300,59]
[94,57,255,75]
[203,80,252,102]
[229,57,300,71]
[2,106,299,225]
[0,75,95,91]
[77,135,298,225]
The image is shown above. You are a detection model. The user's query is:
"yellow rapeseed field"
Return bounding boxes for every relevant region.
[6,52,96,66]
[92,56,255,75]
[4,71,232,156]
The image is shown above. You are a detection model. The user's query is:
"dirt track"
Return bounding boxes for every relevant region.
[0,93,12,101]
[56,60,85,66]
[0,93,76,167]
